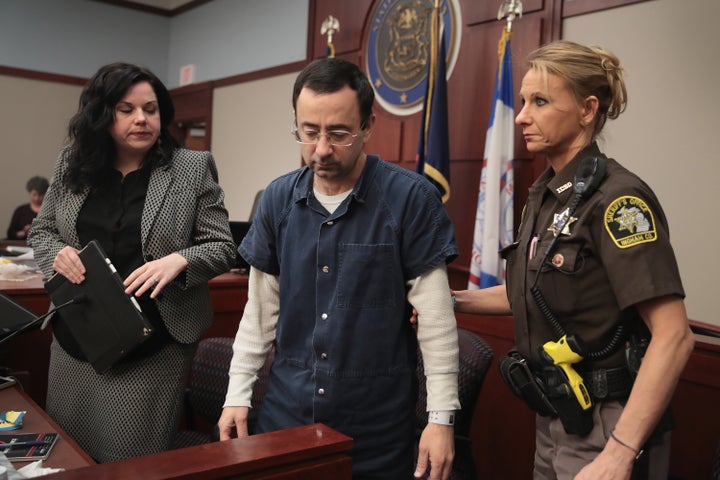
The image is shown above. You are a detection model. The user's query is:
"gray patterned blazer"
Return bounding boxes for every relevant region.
[29,148,236,343]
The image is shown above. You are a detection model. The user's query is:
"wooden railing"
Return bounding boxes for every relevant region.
[42,423,352,480]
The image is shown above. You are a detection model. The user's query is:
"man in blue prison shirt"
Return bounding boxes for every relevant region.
[219,58,460,480]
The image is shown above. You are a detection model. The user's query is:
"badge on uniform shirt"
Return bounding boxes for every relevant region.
[548,208,577,237]
[604,195,657,248]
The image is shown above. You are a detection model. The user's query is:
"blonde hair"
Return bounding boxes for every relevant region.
[526,40,627,140]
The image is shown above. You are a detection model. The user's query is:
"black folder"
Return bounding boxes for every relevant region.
[44,240,154,374]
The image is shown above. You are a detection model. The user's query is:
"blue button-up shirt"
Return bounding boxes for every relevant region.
[240,155,457,476]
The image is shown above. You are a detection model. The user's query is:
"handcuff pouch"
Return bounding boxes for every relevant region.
[498,348,557,417]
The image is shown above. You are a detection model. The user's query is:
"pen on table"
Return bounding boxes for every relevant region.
[0,440,51,449]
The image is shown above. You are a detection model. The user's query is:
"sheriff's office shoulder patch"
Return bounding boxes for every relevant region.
[604,196,657,248]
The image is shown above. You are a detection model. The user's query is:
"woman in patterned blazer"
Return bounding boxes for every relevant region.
[28,62,236,462]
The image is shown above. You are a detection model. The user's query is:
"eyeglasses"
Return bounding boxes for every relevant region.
[291,123,363,147]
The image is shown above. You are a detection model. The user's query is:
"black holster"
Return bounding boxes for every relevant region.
[498,349,594,436]
[498,349,557,417]
[540,364,594,436]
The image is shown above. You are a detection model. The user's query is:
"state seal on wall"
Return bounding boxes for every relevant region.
[365,0,462,116]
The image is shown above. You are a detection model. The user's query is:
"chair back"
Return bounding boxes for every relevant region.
[185,337,235,425]
[174,337,274,448]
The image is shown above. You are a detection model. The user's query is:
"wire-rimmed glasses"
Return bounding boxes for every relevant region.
[291,123,362,147]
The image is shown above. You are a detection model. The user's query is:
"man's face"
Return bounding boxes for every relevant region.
[294,85,373,192]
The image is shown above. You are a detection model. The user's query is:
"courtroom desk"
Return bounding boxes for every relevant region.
[0,385,94,470]
[0,271,47,314]
[0,272,50,409]
[0,270,249,408]
[43,423,352,480]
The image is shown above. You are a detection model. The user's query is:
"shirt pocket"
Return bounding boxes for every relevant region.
[337,243,396,308]
[529,239,583,316]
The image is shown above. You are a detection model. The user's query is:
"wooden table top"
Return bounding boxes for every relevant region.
[0,385,95,470]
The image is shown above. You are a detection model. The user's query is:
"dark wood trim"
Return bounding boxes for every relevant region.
[690,320,720,353]
[211,61,308,89]
[92,0,214,17]
[562,0,650,18]
[170,80,214,95]
[307,0,318,61]
[167,0,214,16]
[550,0,564,42]
[0,65,87,86]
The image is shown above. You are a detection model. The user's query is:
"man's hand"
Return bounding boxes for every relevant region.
[217,406,250,440]
[414,423,454,480]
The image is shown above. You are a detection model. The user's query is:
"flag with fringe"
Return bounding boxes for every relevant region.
[415,1,450,203]
[468,28,514,289]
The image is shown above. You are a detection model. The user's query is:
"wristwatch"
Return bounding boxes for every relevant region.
[428,410,455,426]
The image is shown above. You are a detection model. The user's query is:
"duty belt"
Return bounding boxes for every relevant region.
[578,365,633,402]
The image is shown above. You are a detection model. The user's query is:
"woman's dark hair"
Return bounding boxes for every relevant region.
[26,176,49,195]
[64,62,178,193]
[292,58,375,128]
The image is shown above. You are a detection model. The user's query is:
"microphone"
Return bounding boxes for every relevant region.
[38,294,88,330]
[0,294,88,346]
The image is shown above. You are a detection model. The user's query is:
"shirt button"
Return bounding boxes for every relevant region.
[327,221,334,225]
[321,313,328,320]
[321,352,328,360]
[322,265,329,273]
[318,388,325,395]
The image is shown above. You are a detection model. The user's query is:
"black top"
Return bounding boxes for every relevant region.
[76,165,169,356]
[6,203,35,240]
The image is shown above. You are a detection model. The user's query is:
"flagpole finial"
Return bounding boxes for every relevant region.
[321,15,340,57]
[497,0,523,33]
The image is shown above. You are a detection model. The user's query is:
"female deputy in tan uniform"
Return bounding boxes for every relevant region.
[451,40,695,479]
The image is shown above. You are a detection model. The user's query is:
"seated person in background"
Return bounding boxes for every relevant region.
[6,176,49,240]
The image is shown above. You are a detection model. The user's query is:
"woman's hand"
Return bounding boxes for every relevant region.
[124,253,188,299]
[53,246,86,284]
